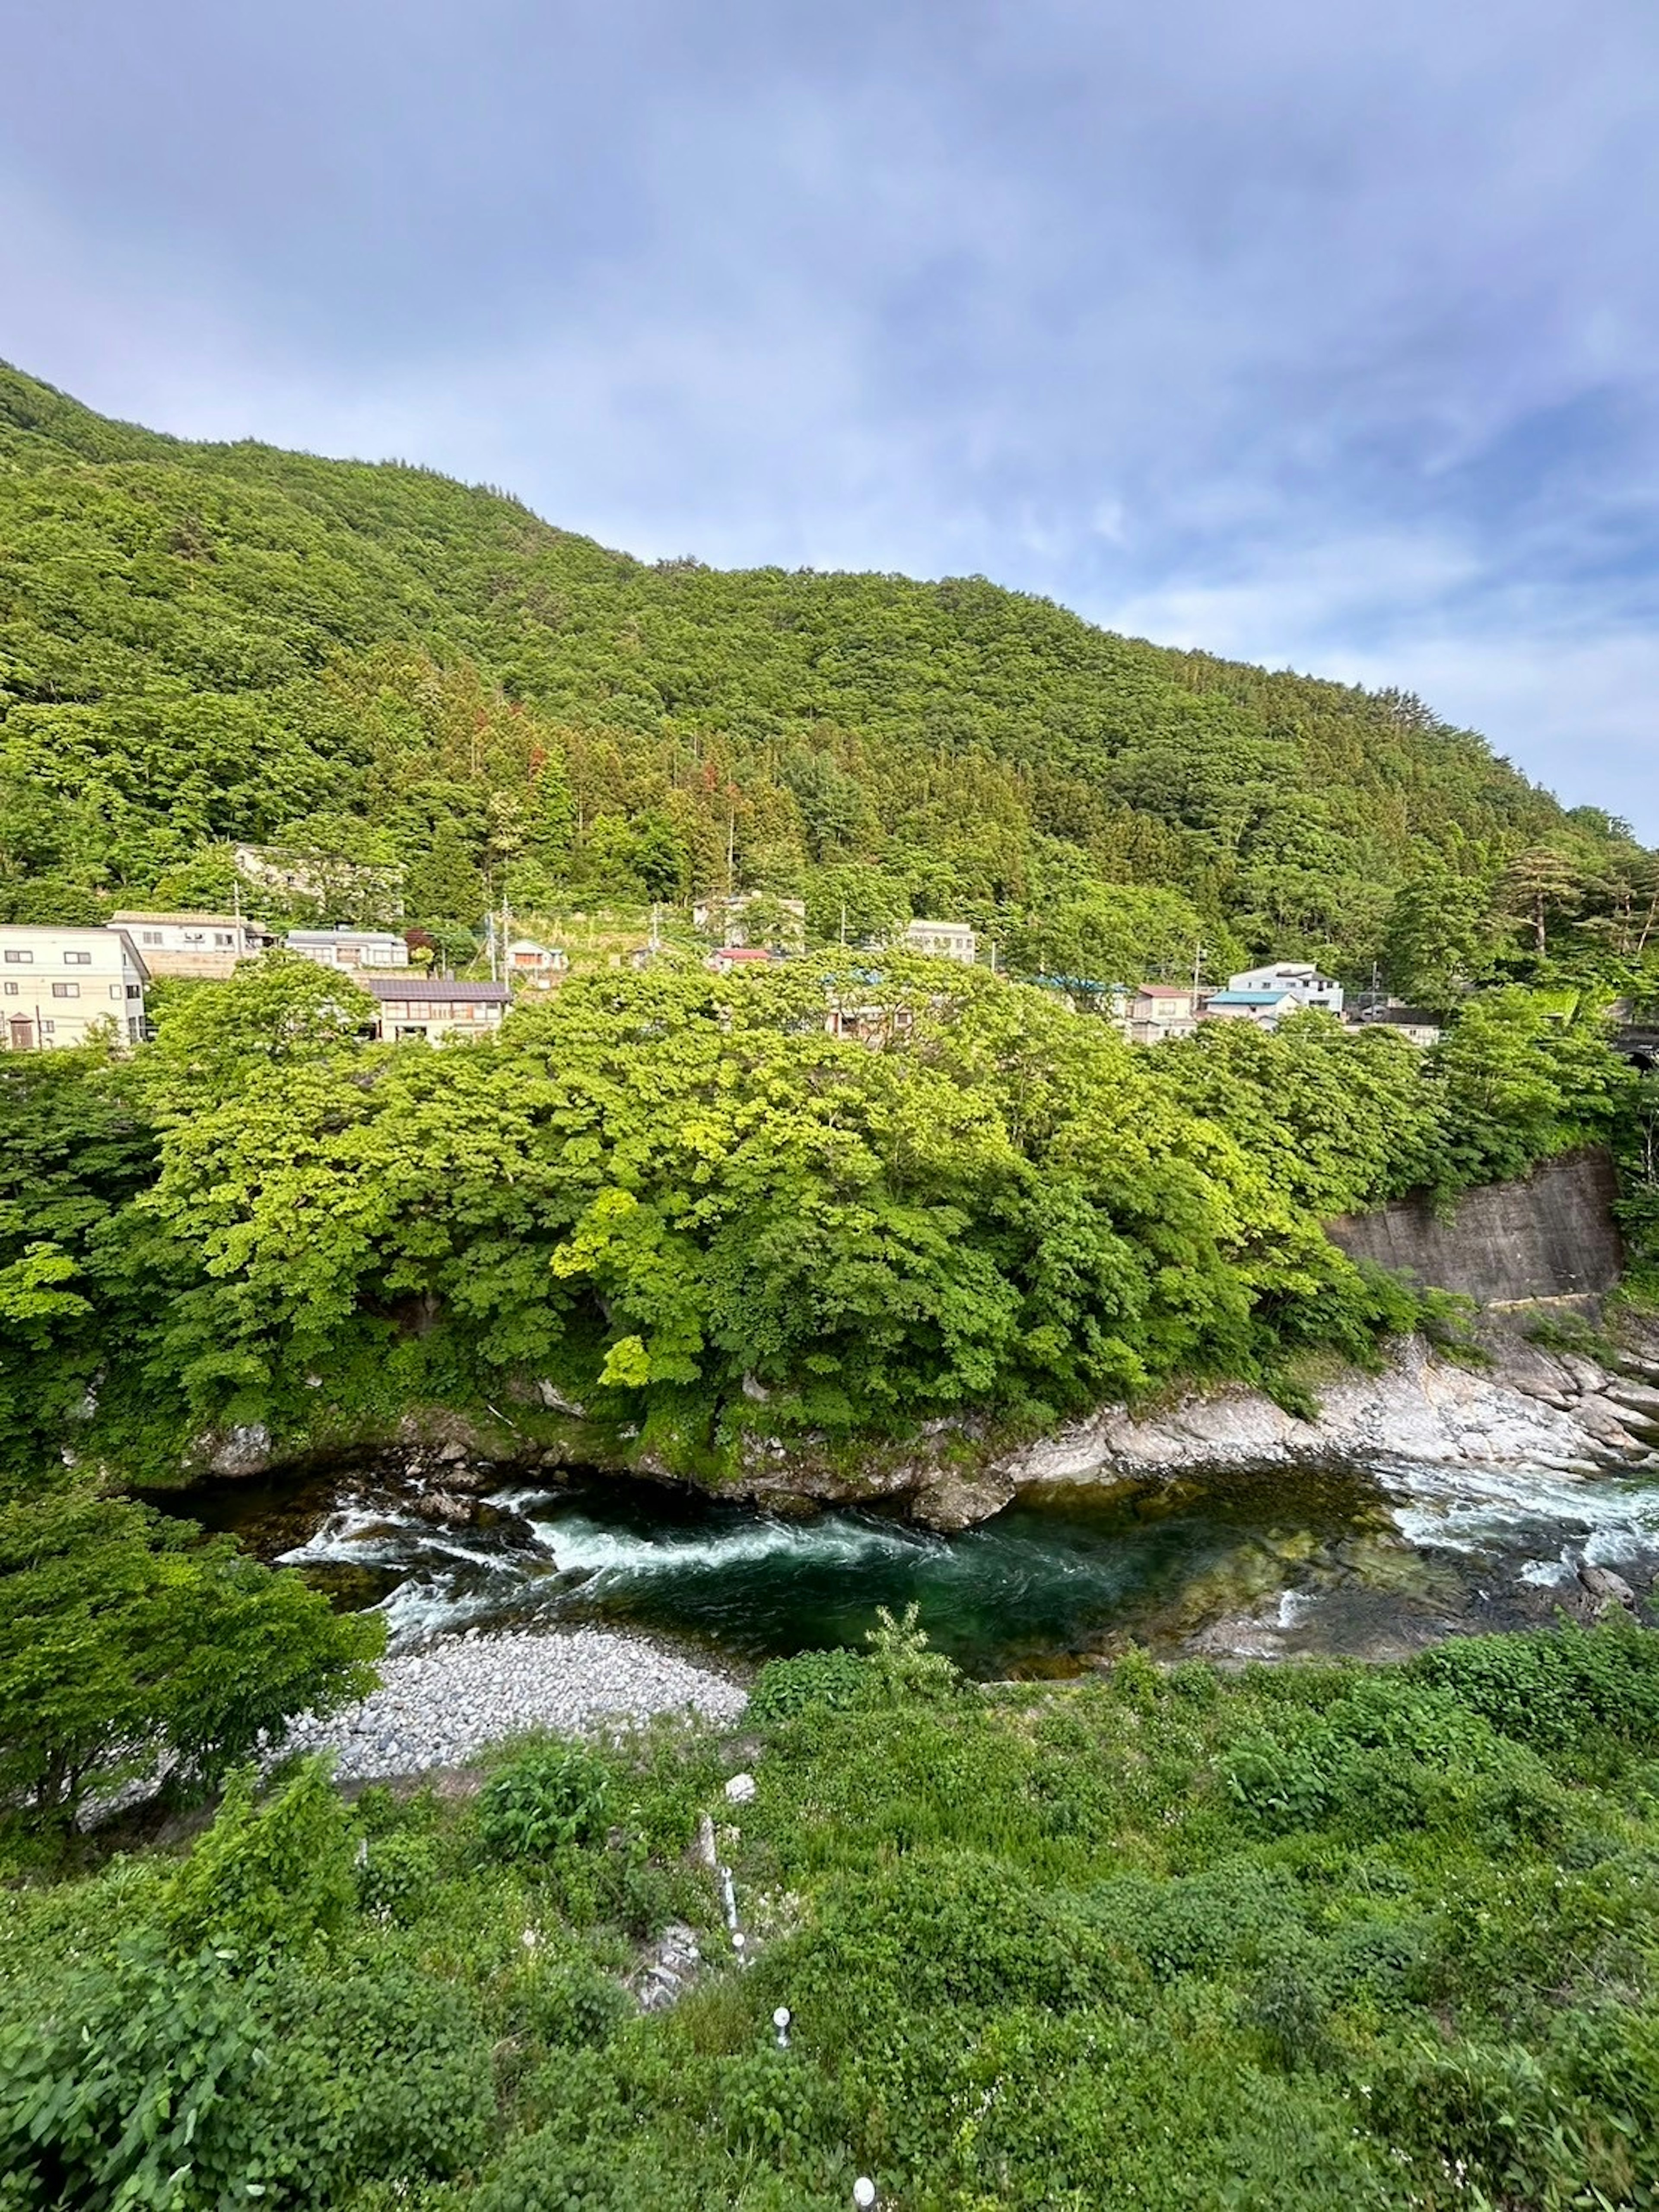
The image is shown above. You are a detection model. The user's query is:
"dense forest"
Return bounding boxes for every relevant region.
[3,361,1655,995]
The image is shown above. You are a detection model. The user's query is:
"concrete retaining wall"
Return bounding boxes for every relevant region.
[1328,1147,1624,1304]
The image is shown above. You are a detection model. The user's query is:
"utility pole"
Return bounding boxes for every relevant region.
[839,902,847,947]
[1192,939,1208,996]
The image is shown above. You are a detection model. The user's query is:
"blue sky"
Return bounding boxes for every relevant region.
[5,0,1658,832]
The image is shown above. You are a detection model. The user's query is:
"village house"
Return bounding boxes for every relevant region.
[233,841,405,918]
[706,945,776,974]
[1126,983,1200,1044]
[0,925,148,1052]
[1227,961,1344,1015]
[693,893,807,949]
[361,975,510,1043]
[902,918,977,964]
[110,909,271,980]
[505,939,569,987]
[285,926,411,972]
[1200,987,1300,1031]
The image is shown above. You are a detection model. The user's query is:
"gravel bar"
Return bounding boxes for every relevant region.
[280,1625,751,1782]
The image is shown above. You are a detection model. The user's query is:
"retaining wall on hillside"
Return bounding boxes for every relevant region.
[1328,1147,1624,1304]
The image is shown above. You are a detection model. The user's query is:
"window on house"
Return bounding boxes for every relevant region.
[52,982,80,999]
[3,950,31,964]
[41,1020,55,1035]
[127,984,142,999]
[64,950,92,964]
[142,931,162,945]
[214,933,232,946]
[2,983,14,996]
[108,984,122,999]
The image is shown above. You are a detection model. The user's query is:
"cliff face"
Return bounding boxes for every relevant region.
[1328,1148,1624,1304]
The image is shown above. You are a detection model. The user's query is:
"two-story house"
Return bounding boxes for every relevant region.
[111,909,271,980]
[902,919,978,964]
[1127,983,1199,1044]
[693,893,807,950]
[1227,962,1344,1015]
[362,976,510,1042]
[0,926,149,1051]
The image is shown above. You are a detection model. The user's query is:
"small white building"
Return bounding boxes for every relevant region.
[285,927,410,972]
[362,976,509,1043]
[111,910,271,980]
[1227,962,1344,1015]
[0,925,148,1051]
[903,918,977,964]
[505,939,569,980]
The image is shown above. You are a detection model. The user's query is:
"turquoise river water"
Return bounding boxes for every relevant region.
[175,1451,1659,1677]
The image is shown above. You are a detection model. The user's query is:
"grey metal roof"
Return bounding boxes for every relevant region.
[362,976,510,1003]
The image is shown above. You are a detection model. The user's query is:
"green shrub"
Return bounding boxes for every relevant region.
[748,1649,868,1728]
[478,1741,613,1859]
[1409,1619,1659,1754]
[163,1759,356,1961]
[356,1830,441,1925]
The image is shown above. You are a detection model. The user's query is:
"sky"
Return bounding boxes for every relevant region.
[4,0,1659,831]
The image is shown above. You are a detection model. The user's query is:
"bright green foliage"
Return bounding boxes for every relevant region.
[477,1741,613,1858]
[163,1760,357,1960]
[1430,987,1634,1187]
[0,957,1637,1490]
[0,1492,382,1821]
[747,1649,868,1727]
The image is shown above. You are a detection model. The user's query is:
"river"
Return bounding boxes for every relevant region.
[172,1451,1659,1677]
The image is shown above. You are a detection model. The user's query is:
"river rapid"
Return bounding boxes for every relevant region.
[175,1452,1659,1679]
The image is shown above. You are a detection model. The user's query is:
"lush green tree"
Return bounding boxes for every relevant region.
[404,817,483,928]
[0,1491,381,1823]
[1382,861,1498,1007]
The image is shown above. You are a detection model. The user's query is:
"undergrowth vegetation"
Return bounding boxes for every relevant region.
[6,1617,1659,2208]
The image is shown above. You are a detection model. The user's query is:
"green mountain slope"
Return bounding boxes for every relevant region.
[0,361,1641,974]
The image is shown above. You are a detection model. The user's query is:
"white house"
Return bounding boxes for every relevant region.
[0,925,148,1051]
[902,918,977,964]
[1126,983,1200,1044]
[111,909,271,980]
[285,927,410,972]
[1227,962,1344,1015]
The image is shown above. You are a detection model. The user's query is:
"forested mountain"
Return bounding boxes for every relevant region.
[2,361,1646,985]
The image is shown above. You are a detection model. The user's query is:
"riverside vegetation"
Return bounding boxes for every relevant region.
[6,1614,1659,2208]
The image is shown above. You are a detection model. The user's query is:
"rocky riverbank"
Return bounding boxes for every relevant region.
[188,1322,1659,1537]
[279,1624,750,1782]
